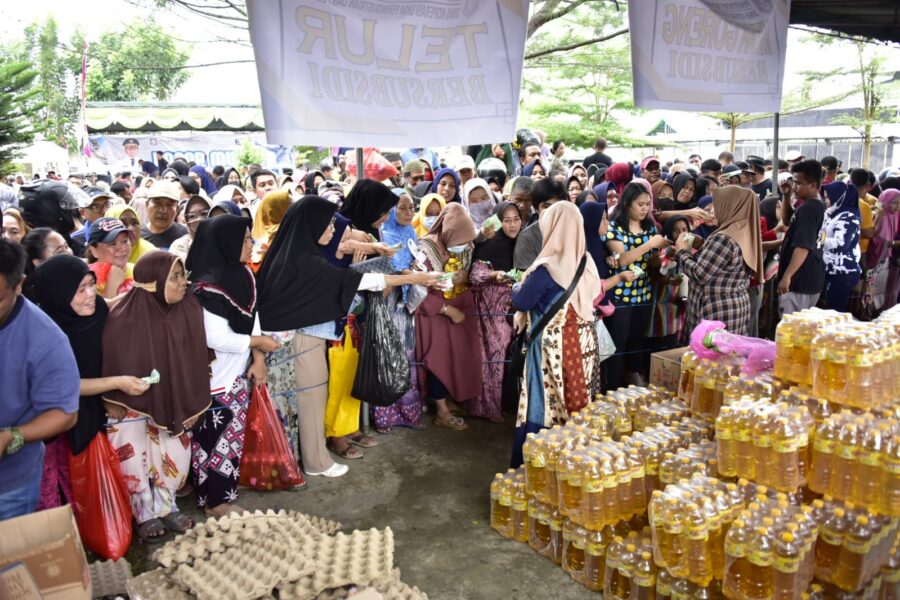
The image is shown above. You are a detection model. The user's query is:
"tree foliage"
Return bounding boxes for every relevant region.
[71,20,192,102]
[0,62,40,176]
[235,137,265,170]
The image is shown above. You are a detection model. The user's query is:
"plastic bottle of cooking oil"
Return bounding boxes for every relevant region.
[692,360,717,419]
[562,518,587,583]
[523,433,546,497]
[628,448,647,518]
[773,531,801,600]
[745,526,774,600]
[581,448,605,530]
[723,517,752,599]
[604,536,630,600]
[556,449,581,519]
[679,351,697,402]
[883,435,900,516]
[684,501,712,585]
[793,317,819,387]
[772,414,800,492]
[854,421,887,508]
[774,314,796,382]
[815,506,848,583]
[831,418,861,500]
[716,406,737,478]
[510,473,529,542]
[584,526,613,592]
[809,416,839,494]
[490,472,512,535]
[734,407,756,480]
[527,496,551,555]
[546,506,565,565]
[656,568,674,600]
[633,550,657,600]
[835,514,872,592]
[752,405,776,487]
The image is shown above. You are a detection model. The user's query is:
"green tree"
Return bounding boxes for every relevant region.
[0,62,40,176]
[72,20,192,101]
[293,146,331,170]
[235,137,265,170]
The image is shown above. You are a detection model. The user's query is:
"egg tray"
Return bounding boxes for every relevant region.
[125,567,193,600]
[171,529,316,600]
[312,570,428,600]
[89,557,132,598]
[276,528,395,600]
[153,509,342,567]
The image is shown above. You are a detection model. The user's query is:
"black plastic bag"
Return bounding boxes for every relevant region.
[352,291,411,406]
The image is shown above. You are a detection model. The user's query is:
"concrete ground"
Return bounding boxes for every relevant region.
[126,416,596,599]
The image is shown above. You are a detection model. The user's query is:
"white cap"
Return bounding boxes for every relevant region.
[778,171,795,185]
[455,155,475,172]
[784,150,803,161]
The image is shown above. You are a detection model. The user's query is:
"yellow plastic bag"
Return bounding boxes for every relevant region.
[325,326,361,438]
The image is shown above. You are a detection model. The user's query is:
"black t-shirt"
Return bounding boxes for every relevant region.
[583,152,613,170]
[751,179,772,202]
[141,223,188,250]
[778,198,826,294]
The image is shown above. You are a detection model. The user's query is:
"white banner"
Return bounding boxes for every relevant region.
[628,0,791,113]
[246,0,529,147]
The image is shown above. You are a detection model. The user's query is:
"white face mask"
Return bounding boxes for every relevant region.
[423,216,438,229]
[446,244,467,254]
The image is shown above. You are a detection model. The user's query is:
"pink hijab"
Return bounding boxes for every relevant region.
[523,201,601,322]
[869,188,900,267]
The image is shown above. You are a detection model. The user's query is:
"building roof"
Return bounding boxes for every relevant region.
[85,102,264,133]
[792,1,900,45]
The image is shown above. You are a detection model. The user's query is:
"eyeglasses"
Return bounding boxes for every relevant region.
[89,202,112,212]
[185,209,209,222]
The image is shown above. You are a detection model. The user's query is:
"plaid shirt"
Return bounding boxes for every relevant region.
[677,234,751,337]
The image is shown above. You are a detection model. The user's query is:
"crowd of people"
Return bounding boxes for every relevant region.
[2,130,900,545]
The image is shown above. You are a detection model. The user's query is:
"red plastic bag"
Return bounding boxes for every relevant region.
[345,148,399,181]
[68,433,133,560]
[239,385,305,490]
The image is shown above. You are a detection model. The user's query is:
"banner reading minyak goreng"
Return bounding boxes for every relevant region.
[246,0,529,147]
[628,0,791,113]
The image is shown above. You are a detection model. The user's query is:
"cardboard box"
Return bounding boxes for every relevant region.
[0,506,91,600]
[650,346,689,392]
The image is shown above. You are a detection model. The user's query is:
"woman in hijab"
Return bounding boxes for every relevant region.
[567,164,588,190]
[101,252,210,535]
[189,166,218,197]
[106,204,156,264]
[462,177,497,229]
[340,179,400,240]
[412,193,446,238]
[693,195,718,239]
[215,167,242,190]
[695,176,719,201]
[522,160,546,181]
[510,201,602,467]
[592,181,619,212]
[257,197,439,477]
[303,171,326,197]
[605,163,634,196]
[575,190,599,206]
[672,173,697,208]
[249,189,291,272]
[415,203,483,430]
[822,181,862,312]
[187,217,285,512]
[868,188,900,310]
[31,256,150,512]
[371,191,426,433]
[567,176,585,203]
[169,195,212,262]
[209,200,243,218]
[214,184,250,210]
[647,215,692,346]
[653,176,708,226]
[674,186,763,337]
[468,202,522,423]
[429,167,462,204]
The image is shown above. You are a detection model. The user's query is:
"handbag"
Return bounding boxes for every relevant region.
[504,256,588,399]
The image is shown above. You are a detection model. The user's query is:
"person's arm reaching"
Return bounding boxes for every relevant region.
[0,410,78,460]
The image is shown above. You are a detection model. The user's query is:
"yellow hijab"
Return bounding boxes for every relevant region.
[106,204,156,264]
[412,193,446,238]
[251,190,292,244]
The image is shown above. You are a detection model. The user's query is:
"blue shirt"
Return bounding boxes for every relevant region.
[0,297,80,491]
[400,148,440,170]
[512,266,563,315]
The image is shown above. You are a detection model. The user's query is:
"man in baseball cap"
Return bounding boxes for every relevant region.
[141,180,187,250]
[785,150,805,165]
[455,155,476,187]
[640,156,661,184]
[71,187,115,248]
[746,155,771,202]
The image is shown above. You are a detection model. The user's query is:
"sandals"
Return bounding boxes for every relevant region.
[348,433,378,448]
[433,415,468,431]
[327,441,363,460]
[137,518,168,544]
[161,512,194,534]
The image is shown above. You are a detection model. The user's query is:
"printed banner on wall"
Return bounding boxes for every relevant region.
[628,0,791,113]
[246,0,529,147]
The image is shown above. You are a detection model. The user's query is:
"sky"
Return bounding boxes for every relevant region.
[1,1,899,125]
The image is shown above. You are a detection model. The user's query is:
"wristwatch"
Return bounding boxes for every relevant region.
[2,427,24,455]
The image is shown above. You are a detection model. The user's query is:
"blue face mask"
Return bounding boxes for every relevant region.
[423,216,437,229]
[446,244,467,254]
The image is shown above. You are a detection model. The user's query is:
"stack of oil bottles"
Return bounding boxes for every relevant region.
[489,307,900,598]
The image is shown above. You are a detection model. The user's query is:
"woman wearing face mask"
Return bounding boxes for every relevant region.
[101,252,211,535]
[169,195,212,262]
[653,176,707,225]
[30,256,150,511]
[429,167,461,204]
[106,205,157,264]
[462,177,497,230]
[86,217,134,300]
[412,193,446,238]
[257,197,440,477]
[603,182,670,390]
[468,202,522,422]
[370,190,427,434]
[415,203,483,430]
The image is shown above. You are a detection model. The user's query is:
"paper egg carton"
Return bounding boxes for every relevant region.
[277,528,394,600]
[313,570,428,600]
[89,557,132,598]
[125,567,193,600]
[171,529,316,600]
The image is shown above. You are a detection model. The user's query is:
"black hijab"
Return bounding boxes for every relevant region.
[575,190,598,207]
[215,167,241,190]
[303,171,325,194]
[695,176,718,200]
[257,196,364,331]
[339,180,399,239]
[580,200,610,279]
[472,202,519,272]
[32,255,108,455]
[187,215,256,335]
[663,214,691,242]
[672,173,697,207]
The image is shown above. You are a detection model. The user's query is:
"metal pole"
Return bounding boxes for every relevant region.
[772,112,781,200]
[355,146,371,434]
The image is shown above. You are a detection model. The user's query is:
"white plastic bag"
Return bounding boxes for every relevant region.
[595,318,616,363]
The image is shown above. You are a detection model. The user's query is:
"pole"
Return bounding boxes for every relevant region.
[766,111,781,339]
[772,112,781,200]
[355,146,371,434]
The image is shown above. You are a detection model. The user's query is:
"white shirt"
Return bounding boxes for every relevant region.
[203,309,261,394]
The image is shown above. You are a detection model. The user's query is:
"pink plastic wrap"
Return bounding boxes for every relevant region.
[689,320,775,375]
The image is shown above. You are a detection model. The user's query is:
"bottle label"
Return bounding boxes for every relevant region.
[773,439,798,453]
[884,459,900,474]
[726,542,746,557]
[583,480,604,493]
[686,526,708,541]
[773,556,800,573]
[734,430,751,442]
[717,426,733,440]
[851,353,874,367]
[844,540,871,554]
[664,522,684,534]
[812,347,828,360]
[634,575,656,587]
[858,450,881,467]
[820,530,843,545]
[748,552,773,567]
[756,434,772,448]
[513,501,528,511]
[532,456,546,468]
[499,497,512,507]
[837,444,858,460]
